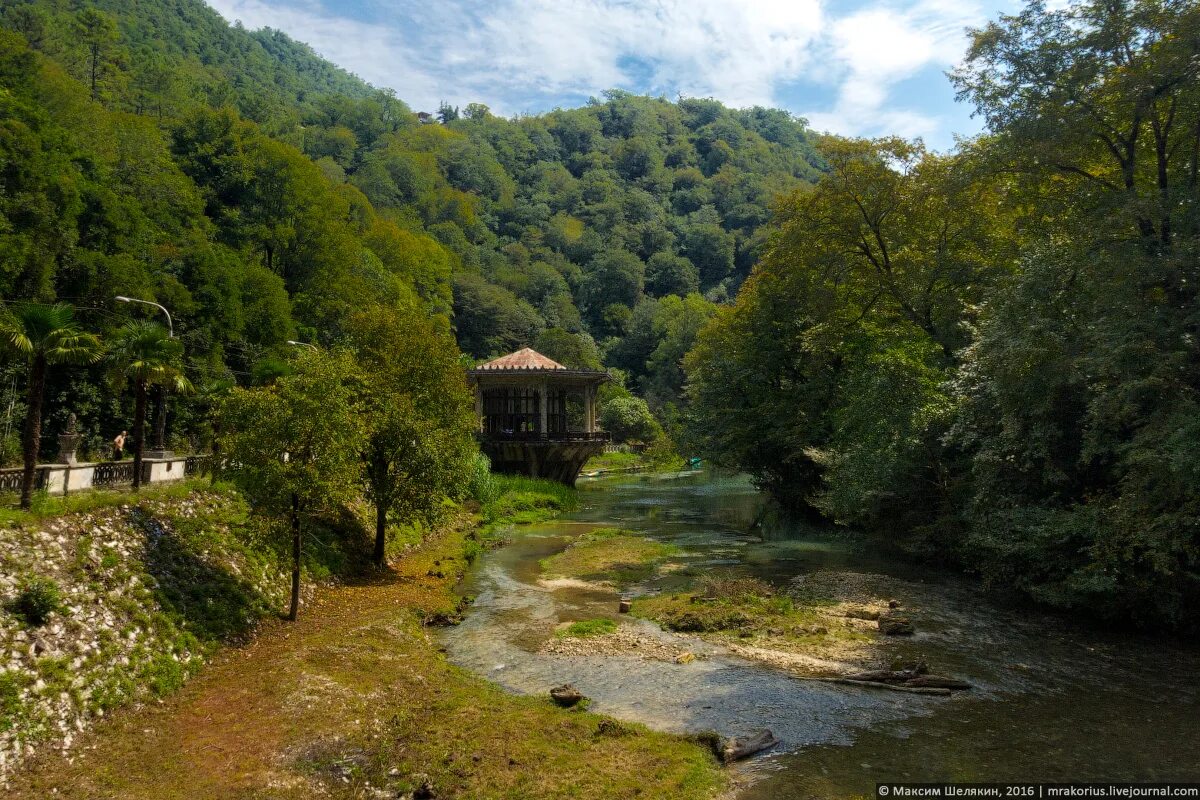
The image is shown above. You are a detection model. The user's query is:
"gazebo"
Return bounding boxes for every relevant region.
[467,348,609,485]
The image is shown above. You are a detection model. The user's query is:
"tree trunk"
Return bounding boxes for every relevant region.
[19,355,47,510]
[153,383,168,451]
[132,380,147,490]
[289,492,301,621]
[374,496,387,568]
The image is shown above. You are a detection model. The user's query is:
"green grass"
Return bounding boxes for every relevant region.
[6,505,725,800]
[582,451,643,471]
[540,527,678,587]
[632,576,867,648]
[558,618,619,638]
[0,479,206,527]
[479,474,577,528]
[582,449,688,473]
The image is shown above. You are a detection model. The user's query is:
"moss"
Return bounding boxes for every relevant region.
[540,527,677,587]
[633,576,869,648]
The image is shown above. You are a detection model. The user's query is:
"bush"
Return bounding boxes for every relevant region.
[7,577,63,627]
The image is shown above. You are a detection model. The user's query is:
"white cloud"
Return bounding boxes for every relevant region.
[805,0,997,142]
[203,0,1012,145]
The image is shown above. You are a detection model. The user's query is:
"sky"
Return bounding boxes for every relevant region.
[203,0,1034,151]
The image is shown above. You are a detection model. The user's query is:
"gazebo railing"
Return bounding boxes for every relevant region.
[480,430,609,443]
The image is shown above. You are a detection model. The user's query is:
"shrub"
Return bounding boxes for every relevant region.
[7,577,63,627]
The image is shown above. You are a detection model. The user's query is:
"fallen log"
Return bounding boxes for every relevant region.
[809,677,952,696]
[903,675,972,690]
[721,729,778,763]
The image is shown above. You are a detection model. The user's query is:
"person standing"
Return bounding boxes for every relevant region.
[112,430,127,461]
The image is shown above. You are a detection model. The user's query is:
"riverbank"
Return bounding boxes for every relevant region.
[3,478,725,798]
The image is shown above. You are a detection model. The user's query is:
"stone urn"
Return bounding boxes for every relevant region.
[56,413,81,466]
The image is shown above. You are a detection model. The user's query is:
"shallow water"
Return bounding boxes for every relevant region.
[442,471,1200,797]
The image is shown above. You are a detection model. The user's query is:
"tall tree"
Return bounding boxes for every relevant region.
[217,351,364,618]
[105,322,189,490]
[346,307,476,567]
[1,304,101,508]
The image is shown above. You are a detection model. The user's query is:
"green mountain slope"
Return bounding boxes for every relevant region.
[0,0,822,454]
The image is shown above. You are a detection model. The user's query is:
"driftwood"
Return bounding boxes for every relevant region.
[550,683,586,707]
[807,663,969,695]
[903,675,972,690]
[721,729,778,763]
[821,678,952,696]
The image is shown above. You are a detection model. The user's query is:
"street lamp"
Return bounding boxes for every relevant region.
[287,340,319,352]
[115,296,173,337]
[115,295,176,458]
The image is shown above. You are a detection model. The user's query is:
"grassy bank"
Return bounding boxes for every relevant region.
[582,449,688,474]
[0,478,382,777]
[4,476,725,798]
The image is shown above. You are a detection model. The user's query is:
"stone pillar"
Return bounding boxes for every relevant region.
[474,384,484,432]
[538,383,548,438]
[56,413,81,466]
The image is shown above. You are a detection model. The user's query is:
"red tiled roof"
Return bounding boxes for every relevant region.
[474,348,567,371]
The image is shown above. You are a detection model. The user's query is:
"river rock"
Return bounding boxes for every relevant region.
[550,683,586,707]
[844,607,880,621]
[721,729,778,763]
[878,616,914,636]
[674,652,696,664]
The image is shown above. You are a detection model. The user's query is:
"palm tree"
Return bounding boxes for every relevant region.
[106,321,191,489]
[1,304,102,509]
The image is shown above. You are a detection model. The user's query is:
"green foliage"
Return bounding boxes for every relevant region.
[559,618,618,638]
[684,0,1200,630]
[480,474,577,526]
[346,304,477,563]
[217,351,365,517]
[6,576,62,627]
[600,396,663,444]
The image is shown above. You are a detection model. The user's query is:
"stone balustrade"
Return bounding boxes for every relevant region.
[0,455,210,497]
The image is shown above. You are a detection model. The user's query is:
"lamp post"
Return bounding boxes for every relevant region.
[115,296,175,459]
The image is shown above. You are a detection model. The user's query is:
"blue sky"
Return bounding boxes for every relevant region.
[205,0,1033,151]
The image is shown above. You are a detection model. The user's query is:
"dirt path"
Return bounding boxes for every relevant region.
[7,522,722,799]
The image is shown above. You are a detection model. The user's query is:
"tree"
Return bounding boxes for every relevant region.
[533,328,603,370]
[645,252,699,298]
[106,322,190,490]
[600,396,663,444]
[73,9,125,104]
[345,307,476,567]
[1,304,101,509]
[217,351,365,619]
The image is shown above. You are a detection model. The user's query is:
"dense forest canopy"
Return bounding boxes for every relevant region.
[685,0,1200,630]
[0,0,823,457]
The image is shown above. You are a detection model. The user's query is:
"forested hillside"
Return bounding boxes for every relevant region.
[0,0,823,458]
[685,0,1200,631]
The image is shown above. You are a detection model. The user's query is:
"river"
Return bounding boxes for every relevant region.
[442,470,1200,798]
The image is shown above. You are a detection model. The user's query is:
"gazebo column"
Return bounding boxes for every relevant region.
[538,382,548,438]
[474,384,483,432]
[584,385,596,433]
